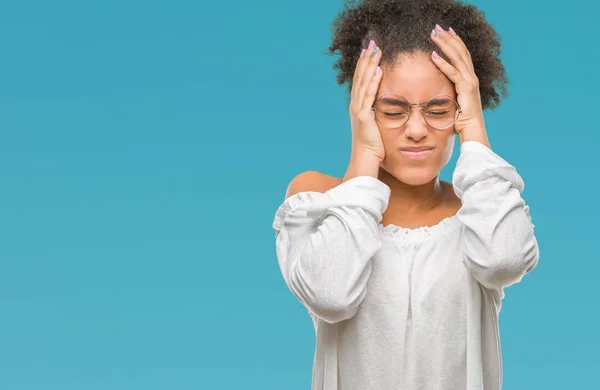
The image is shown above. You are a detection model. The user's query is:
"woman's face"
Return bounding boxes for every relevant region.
[376,52,456,186]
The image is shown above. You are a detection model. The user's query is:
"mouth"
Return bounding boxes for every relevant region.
[398,148,434,160]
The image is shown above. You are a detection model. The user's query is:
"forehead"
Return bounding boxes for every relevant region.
[377,53,455,101]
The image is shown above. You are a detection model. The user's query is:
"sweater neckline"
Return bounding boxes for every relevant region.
[378,215,461,241]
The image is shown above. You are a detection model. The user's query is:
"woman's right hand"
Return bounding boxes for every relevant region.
[349,40,385,163]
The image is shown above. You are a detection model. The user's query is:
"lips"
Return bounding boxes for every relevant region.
[399,147,434,160]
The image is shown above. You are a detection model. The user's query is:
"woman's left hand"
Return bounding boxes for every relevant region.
[430,24,490,147]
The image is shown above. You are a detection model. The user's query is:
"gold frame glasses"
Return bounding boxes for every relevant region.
[371,94,462,130]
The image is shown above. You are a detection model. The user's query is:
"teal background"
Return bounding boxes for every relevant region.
[0,0,597,389]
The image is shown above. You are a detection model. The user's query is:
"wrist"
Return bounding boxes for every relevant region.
[343,149,382,183]
[458,127,491,149]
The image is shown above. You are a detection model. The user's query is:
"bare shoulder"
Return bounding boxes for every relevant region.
[285,170,342,199]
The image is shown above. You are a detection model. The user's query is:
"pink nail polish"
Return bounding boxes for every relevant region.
[435,24,444,32]
[432,51,440,59]
[360,48,366,58]
[449,27,456,35]
[368,40,375,50]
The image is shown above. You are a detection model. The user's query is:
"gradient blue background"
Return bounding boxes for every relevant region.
[0,0,597,389]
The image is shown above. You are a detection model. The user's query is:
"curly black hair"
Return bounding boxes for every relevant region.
[327,0,508,110]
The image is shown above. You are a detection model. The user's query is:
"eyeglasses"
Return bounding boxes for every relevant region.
[372,94,462,130]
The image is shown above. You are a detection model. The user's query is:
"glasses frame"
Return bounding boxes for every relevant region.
[371,94,462,130]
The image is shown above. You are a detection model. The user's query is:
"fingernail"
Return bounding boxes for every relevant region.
[360,48,366,58]
[449,27,456,35]
[432,51,440,59]
[373,46,379,56]
[431,29,440,39]
[376,66,381,74]
[368,40,375,50]
[435,24,444,32]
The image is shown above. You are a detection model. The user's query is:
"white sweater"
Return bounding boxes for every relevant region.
[273,141,539,390]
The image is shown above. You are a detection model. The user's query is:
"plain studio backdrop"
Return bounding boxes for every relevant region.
[0,0,598,389]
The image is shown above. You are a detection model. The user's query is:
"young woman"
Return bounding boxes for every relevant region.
[273,1,539,389]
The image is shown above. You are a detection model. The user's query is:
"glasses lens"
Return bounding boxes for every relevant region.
[423,95,459,129]
[374,94,410,128]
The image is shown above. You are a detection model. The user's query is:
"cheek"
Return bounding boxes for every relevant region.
[380,130,398,152]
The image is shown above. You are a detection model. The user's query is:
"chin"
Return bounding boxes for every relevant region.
[380,163,441,186]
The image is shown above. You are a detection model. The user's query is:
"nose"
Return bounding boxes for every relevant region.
[404,109,429,141]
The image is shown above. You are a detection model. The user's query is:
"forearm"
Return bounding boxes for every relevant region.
[342,148,381,183]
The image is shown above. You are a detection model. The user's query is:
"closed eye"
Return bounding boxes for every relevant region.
[425,110,450,116]
[382,111,409,117]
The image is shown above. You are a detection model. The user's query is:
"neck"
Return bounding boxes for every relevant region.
[377,167,446,215]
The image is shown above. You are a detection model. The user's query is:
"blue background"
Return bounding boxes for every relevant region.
[0,0,597,389]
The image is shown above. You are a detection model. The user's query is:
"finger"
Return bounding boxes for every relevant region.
[447,28,470,54]
[357,44,382,107]
[351,47,368,103]
[431,26,473,76]
[435,26,473,73]
[447,27,474,72]
[430,50,465,86]
[431,27,471,75]
[351,40,377,105]
[447,27,470,54]
[361,65,383,115]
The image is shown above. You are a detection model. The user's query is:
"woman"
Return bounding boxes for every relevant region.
[272,0,539,389]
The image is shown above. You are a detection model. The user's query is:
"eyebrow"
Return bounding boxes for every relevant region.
[426,98,452,106]
[378,97,453,106]
[379,97,410,105]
